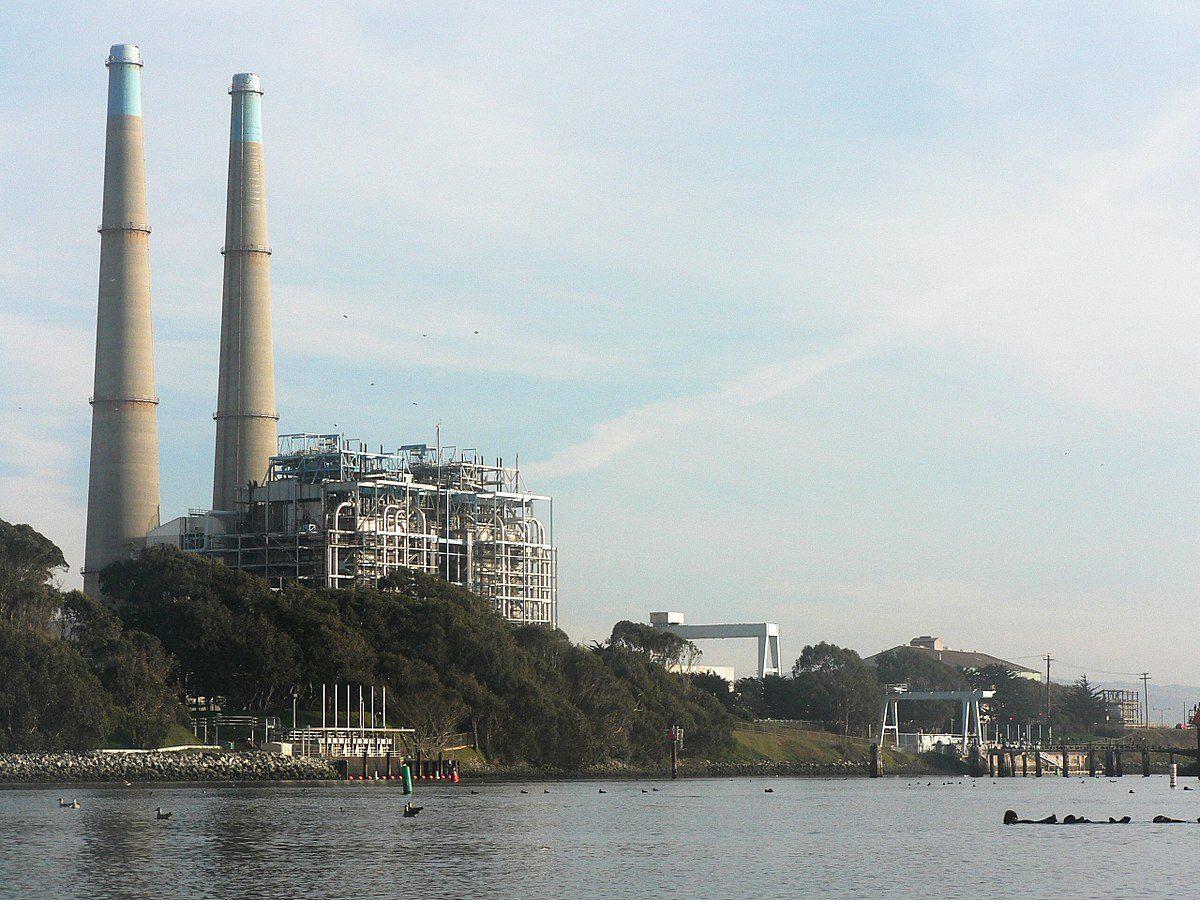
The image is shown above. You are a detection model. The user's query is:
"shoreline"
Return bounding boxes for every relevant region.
[0,750,966,786]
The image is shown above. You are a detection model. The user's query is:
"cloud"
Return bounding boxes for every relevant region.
[0,312,93,586]
[525,335,876,479]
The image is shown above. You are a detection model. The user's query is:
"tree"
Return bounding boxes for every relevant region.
[608,621,701,669]
[792,643,879,734]
[97,548,736,768]
[0,618,109,751]
[0,518,67,631]
[1054,675,1106,736]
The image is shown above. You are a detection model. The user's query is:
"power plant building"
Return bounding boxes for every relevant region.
[148,435,558,626]
[83,48,558,625]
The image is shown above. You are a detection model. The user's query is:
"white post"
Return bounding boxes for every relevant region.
[383,685,387,729]
[322,684,326,730]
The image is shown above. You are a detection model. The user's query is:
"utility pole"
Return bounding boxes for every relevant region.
[1043,655,1053,721]
[1140,673,1151,727]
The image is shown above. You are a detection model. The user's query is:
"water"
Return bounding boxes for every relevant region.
[1,775,1197,898]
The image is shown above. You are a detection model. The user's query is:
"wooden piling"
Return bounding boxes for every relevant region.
[1061,749,1069,777]
[1021,753,1028,777]
[1088,749,1097,777]
[869,743,882,778]
[1142,748,1151,777]
[1115,750,1124,777]
[988,751,995,777]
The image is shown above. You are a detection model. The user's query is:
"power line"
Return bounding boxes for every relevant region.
[1008,655,1147,678]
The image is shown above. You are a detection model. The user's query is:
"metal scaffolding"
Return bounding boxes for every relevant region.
[156,434,557,626]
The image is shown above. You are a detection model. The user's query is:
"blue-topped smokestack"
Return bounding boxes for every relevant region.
[229,72,262,143]
[84,43,161,598]
[105,43,142,116]
[212,72,278,512]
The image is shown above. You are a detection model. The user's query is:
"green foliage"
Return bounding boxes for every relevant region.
[608,620,701,669]
[871,646,967,731]
[0,519,184,750]
[791,643,880,734]
[0,519,67,631]
[1053,675,1107,737]
[964,664,1044,728]
[63,590,180,749]
[0,618,109,751]
[99,547,733,769]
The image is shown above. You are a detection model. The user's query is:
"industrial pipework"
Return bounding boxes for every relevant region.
[212,72,278,512]
[83,43,161,598]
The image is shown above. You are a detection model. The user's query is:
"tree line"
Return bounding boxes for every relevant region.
[0,516,1119,759]
[0,520,733,767]
[691,642,1110,739]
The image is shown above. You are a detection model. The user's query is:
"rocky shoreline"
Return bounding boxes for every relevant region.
[0,750,339,784]
[0,751,960,785]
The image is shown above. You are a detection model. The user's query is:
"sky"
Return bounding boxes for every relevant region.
[1,2,1198,684]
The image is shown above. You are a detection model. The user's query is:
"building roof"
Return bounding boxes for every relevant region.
[864,637,1038,675]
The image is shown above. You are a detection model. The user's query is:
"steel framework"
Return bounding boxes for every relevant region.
[168,434,557,626]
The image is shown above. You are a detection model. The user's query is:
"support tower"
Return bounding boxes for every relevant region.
[212,73,277,511]
[83,44,161,598]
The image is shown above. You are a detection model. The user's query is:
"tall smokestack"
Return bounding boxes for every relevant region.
[83,44,161,598]
[212,73,277,511]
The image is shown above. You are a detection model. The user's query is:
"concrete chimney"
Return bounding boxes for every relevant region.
[212,73,278,511]
[83,44,161,598]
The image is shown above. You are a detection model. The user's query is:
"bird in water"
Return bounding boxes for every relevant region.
[57,798,69,808]
[641,789,648,793]
[598,789,606,794]
[543,789,550,794]
[403,803,423,818]
[155,807,172,820]
[520,790,529,794]
[470,790,479,795]
[764,788,774,793]
[652,788,660,792]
